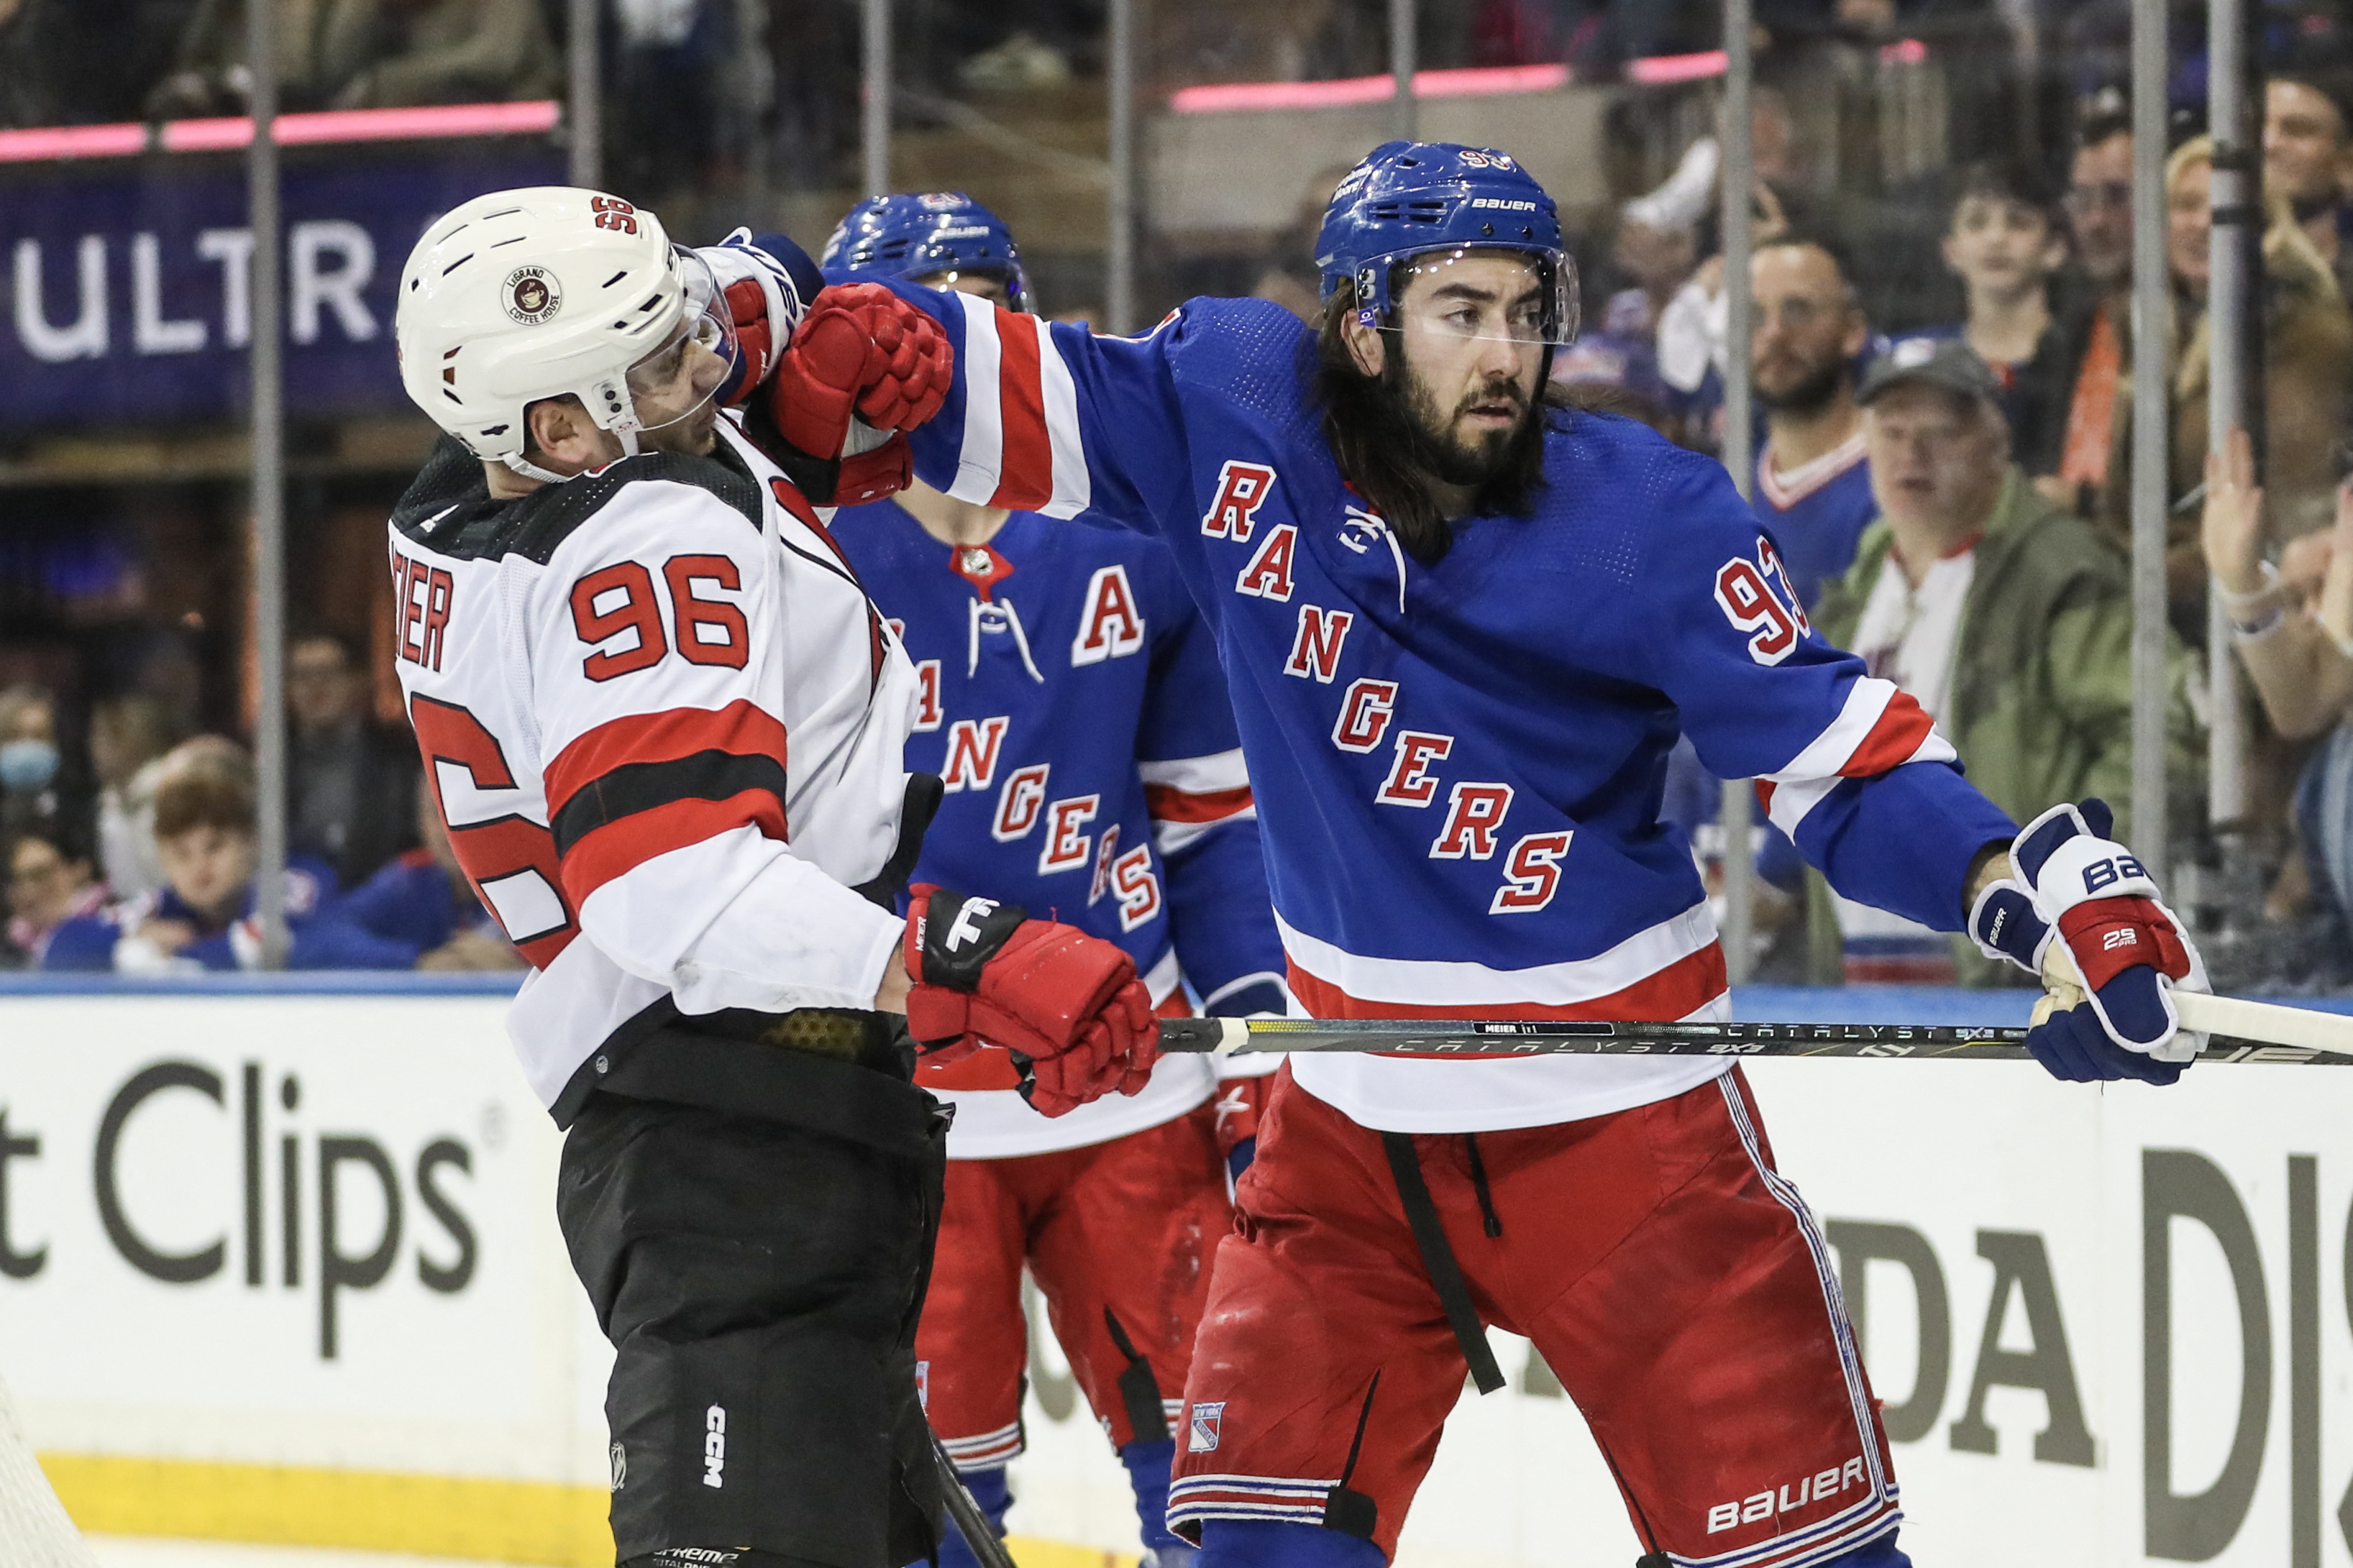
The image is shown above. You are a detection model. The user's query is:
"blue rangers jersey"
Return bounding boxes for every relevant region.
[833,498,1287,1155]
[889,288,2017,1134]
[1754,431,1876,610]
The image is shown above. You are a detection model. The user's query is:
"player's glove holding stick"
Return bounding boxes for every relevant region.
[1968,798,2208,1083]
[903,886,1158,1116]
[760,281,954,505]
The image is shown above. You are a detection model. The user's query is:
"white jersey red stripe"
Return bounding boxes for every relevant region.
[389,416,921,1114]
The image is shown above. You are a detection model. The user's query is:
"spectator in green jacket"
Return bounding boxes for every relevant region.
[1809,336,2192,984]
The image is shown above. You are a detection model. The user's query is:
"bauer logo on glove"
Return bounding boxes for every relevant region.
[1967,799,2207,1085]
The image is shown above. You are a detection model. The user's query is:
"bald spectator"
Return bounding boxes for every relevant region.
[2267,77,2353,305]
[1749,237,1875,609]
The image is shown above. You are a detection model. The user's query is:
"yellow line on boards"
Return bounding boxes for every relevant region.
[41,1450,1141,1568]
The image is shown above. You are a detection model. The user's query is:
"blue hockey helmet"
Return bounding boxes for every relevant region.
[1314,141,1577,344]
[821,192,1034,313]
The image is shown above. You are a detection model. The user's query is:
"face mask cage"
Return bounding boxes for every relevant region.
[1355,246,1581,347]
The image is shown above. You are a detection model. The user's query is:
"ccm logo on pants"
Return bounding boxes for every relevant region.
[704,1404,728,1488]
[1708,1455,1868,1532]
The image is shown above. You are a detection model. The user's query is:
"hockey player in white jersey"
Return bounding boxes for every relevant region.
[387,187,1159,1568]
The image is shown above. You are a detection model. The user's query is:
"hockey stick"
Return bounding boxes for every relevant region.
[1157,991,2353,1065]
[928,1426,1020,1568]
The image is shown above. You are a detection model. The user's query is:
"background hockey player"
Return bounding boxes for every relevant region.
[387,185,1159,1568]
[802,143,2208,1568]
[823,192,1289,1568]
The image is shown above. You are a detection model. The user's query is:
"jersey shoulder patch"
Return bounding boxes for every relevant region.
[390,436,765,564]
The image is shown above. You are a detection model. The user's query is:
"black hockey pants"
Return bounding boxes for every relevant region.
[557,1018,951,1568]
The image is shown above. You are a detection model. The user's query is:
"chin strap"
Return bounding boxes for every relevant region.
[501,453,574,485]
[497,412,644,487]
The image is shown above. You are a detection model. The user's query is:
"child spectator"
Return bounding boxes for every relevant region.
[1930,161,2074,476]
[6,830,105,968]
[334,784,522,971]
[42,761,413,972]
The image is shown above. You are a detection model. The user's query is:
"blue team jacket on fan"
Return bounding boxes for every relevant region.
[889,288,2018,1133]
[42,856,415,971]
[833,498,1284,1015]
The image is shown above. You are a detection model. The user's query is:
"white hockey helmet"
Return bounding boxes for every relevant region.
[395,186,737,483]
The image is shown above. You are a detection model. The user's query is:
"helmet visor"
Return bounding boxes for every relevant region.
[1377,247,1581,347]
[624,247,741,436]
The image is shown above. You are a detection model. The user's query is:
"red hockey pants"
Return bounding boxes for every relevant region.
[1169,1066,1901,1567]
[918,1101,1233,1466]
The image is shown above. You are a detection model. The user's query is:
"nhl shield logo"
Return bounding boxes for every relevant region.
[608,1441,627,1491]
[504,265,562,324]
[1187,1400,1225,1453]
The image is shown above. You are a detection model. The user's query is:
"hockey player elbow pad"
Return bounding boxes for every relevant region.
[902,885,1158,1116]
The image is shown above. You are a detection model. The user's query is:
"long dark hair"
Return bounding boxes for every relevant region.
[1313,280,1572,566]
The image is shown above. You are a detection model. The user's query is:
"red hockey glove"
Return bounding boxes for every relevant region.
[767,282,952,451]
[903,886,1157,1117]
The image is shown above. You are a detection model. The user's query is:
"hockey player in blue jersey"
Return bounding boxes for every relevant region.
[822,193,1288,1568]
[766,142,2208,1568]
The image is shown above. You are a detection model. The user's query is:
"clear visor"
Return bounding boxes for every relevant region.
[622,247,741,435]
[1383,247,1579,347]
[915,265,1025,312]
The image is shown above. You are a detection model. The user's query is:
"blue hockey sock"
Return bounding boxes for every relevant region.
[1120,1438,1191,1562]
[926,1464,1012,1568]
[1197,1519,1385,1568]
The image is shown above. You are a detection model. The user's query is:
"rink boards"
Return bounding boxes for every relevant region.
[0,980,2347,1568]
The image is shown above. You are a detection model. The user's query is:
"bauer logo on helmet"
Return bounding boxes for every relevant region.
[503,265,562,325]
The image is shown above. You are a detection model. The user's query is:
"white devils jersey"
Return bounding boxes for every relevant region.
[385,415,921,1113]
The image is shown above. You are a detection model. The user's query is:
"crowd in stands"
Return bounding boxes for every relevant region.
[1545,39,2353,991]
[0,638,521,974]
[12,4,2353,989]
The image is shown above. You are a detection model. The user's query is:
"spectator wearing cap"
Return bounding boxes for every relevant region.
[2267,76,2353,306]
[1809,337,2190,984]
[1748,236,1875,610]
[1923,161,2075,476]
[286,631,419,888]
